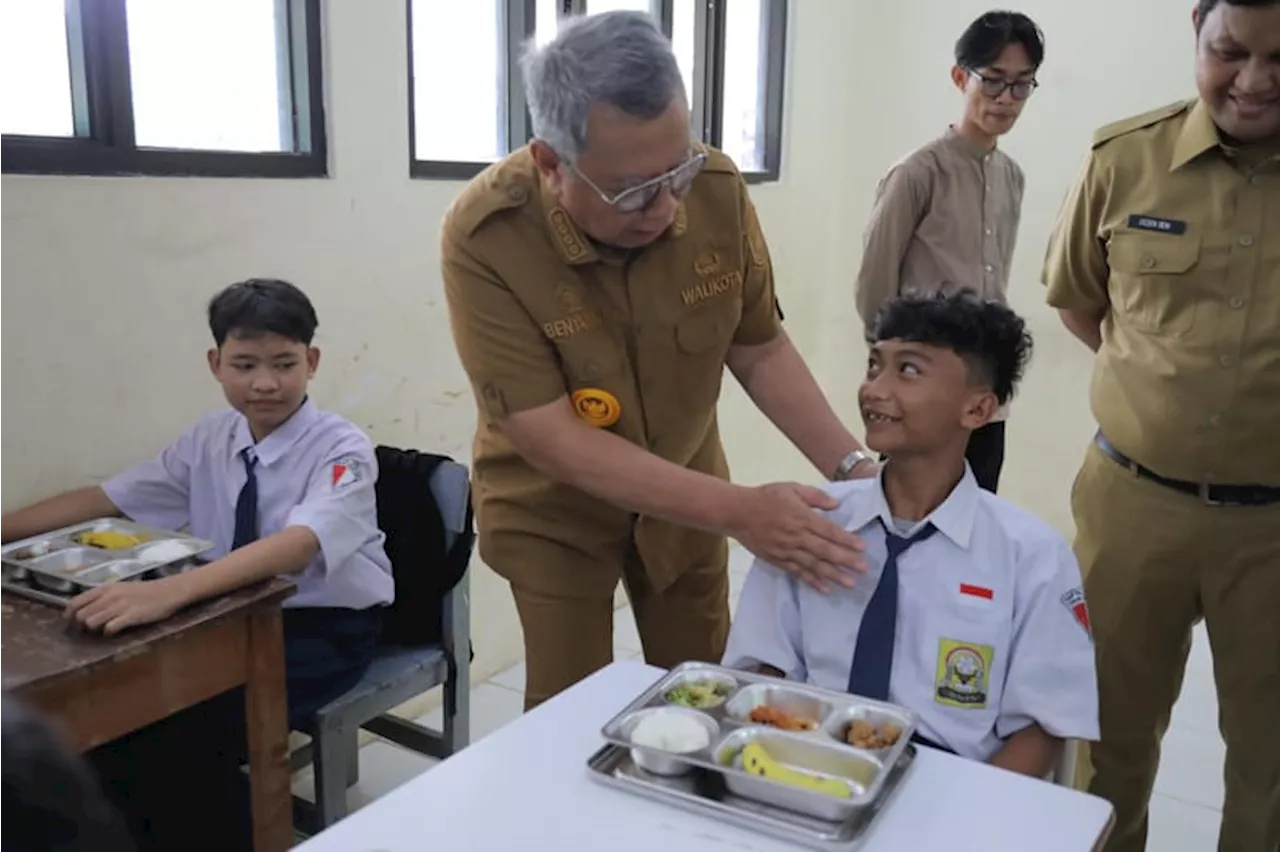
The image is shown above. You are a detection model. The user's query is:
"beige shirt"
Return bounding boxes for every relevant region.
[856,128,1025,420]
[855,127,1024,326]
[1044,99,1280,486]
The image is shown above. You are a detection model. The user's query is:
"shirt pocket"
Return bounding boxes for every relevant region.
[1106,232,1203,336]
[673,302,740,409]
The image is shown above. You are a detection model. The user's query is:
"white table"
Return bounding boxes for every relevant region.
[296,661,1114,852]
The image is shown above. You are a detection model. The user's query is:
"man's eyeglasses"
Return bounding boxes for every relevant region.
[967,69,1039,101]
[566,151,708,214]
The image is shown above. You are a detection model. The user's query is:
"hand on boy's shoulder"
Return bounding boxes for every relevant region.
[728,482,869,595]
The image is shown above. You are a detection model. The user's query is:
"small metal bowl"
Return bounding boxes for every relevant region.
[3,562,30,582]
[621,706,720,777]
[33,573,77,594]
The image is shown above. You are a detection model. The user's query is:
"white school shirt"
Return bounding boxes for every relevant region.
[723,465,1098,761]
[103,399,394,610]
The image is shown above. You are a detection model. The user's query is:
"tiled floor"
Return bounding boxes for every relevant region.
[297,547,1228,851]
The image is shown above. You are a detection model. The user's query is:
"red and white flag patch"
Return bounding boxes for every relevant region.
[959,583,994,600]
[1060,588,1092,638]
[331,458,361,490]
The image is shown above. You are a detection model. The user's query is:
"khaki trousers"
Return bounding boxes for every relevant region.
[509,539,730,711]
[1069,443,1280,852]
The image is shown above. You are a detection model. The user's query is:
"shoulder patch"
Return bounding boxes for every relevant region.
[1090,100,1194,149]
[331,457,363,491]
[445,151,538,238]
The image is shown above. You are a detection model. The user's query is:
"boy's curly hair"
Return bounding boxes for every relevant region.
[871,289,1034,406]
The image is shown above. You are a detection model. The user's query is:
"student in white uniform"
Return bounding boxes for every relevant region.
[1,278,394,850]
[724,291,1098,777]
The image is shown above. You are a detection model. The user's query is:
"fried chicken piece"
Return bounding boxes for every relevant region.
[846,720,904,749]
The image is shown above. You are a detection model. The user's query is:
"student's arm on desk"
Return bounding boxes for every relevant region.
[0,487,122,543]
[988,724,1062,778]
[65,527,317,636]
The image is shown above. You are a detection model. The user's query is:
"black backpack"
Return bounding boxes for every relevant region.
[373,446,474,648]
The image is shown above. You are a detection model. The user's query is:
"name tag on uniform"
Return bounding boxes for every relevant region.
[1126,214,1187,235]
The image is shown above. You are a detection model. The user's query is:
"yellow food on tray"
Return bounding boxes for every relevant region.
[740,742,851,799]
[75,531,143,549]
[845,720,902,750]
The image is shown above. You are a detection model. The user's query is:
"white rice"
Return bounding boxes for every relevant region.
[629,710,710,753]
[136,540,192,564]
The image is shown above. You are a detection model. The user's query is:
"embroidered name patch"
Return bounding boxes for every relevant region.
[1126,214,1187,235]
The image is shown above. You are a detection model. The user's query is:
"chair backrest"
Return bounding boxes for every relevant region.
[428,459,471,554]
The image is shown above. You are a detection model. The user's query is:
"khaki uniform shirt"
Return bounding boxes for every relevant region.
[855,127,1025,330]
[856,128,1025,422]
[442,146,783,595]
[1043,99,1280,486]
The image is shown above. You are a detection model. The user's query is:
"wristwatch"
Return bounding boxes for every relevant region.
[832,449,875,481]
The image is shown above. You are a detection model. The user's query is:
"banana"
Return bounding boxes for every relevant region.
[740,742,851,799]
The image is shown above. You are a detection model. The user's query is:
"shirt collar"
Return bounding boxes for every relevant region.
[944,126,998,162]
[841,463,980,549]
[539,173,689,267]
[1170,99,1222,172]
[230,397,319,468]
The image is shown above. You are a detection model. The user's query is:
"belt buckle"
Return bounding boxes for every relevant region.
[1198,482,1230,507]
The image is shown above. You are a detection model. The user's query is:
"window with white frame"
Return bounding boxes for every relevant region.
[409,0,787,182]
[1,0,326,177]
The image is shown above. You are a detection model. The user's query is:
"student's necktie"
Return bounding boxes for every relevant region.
[232,449,259,550]
[846,519,938,700]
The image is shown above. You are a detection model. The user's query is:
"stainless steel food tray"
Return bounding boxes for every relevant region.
[599,661,917,821]
[586,740,917,850]
[1,518,213,594]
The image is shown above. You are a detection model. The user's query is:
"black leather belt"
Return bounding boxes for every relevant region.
[1094,433,1280,507]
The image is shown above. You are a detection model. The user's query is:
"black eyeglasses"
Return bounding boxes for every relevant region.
[966,69,1039,101]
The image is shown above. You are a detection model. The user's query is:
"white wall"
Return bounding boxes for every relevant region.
[1,0,1198,682]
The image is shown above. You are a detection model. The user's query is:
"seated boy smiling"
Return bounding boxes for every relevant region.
[723,291,1098,777]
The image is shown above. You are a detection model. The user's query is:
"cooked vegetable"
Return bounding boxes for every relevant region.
[664,680,731,708]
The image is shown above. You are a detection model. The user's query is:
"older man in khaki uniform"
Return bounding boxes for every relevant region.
[442,11,876,709]
[1043,1,1280,850]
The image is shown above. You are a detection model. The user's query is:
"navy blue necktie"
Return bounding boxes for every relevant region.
[232,449,259,550]
[847,520,938,700]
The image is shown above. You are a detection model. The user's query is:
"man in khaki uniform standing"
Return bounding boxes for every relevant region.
[442,11,877,710]
[856,10,1045,493]
[1043,1,1280,850]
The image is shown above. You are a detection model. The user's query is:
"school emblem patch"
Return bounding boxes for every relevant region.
[1060,588,1092,639]
[934,639,994,709]
[331,458,361,490]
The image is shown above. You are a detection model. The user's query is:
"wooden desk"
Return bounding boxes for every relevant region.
[2,578,295,852]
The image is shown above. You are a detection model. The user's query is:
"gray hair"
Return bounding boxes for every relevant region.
[522,11,686,163]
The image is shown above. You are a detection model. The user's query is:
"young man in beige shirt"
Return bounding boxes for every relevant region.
[854,10,1044,493]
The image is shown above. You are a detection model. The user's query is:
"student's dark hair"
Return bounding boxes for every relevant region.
[207,278,319,346]
[871,289,1033,406]
[1196,0,1280,31]
[2,695,137,852]
[955,10,1045,70]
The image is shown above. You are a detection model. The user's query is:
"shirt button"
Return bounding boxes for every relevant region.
[1219,354,1234,367]
[984,264,994,273]
[1229,296,1246,309]
[507,185,527,201]
[985,227,993,236]
[1238,234,1255,247]
[1141,255,1157,269]
[1208,413,1222,427]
